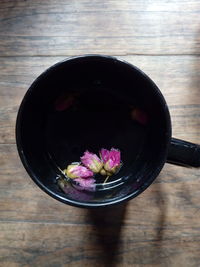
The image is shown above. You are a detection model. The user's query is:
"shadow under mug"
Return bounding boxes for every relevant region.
[16,55,200,208]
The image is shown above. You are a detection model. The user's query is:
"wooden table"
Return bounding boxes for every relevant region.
[1,1,200,266]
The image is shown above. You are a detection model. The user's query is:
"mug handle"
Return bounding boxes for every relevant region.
[167,138,200,167]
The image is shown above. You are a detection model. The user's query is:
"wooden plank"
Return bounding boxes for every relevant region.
[1,0,200,12]
[0,0,200,56]
[1,2,200,266]
[1,54,200,267]
[0,55,200,144]
[1,220,200,267]
[0,56,63,144]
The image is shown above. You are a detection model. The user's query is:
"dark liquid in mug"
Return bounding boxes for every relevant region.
[45,86,147,190]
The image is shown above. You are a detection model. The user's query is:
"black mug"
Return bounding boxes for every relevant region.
[16,55,200,208]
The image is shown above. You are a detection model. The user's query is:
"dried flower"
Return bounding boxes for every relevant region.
[131,108,148,125]
[55,93,76,111]
[61,147,122,188]
[81,151,103,173]
[74,177,96,191]
[64,164,93,179]
[100,148,121,174]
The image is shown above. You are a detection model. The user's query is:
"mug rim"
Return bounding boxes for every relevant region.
[16,54,172,208]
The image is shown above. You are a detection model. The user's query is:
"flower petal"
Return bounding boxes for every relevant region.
[81,151,103,173]
[65,164,93,179]
[101,148,121,173]
[100,148,110,163]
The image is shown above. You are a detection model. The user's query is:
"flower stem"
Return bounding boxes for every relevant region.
[103,175,110,184]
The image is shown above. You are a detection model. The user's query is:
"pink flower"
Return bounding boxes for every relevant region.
[100,149,110,163]
[100,148,121,174]
[64,164,93,179]
[74,177,96,191]
[81,151,103,173]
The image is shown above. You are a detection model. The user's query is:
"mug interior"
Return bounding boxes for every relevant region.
[16,55,171,207]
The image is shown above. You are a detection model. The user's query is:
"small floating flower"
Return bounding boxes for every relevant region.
[100,148,121,174]
[64,164,93,179]
[81,151,103,173]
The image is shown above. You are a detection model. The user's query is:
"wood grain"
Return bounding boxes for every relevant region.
[0,0,200,56]
[1,220,200,267]
[1,1,200,266]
